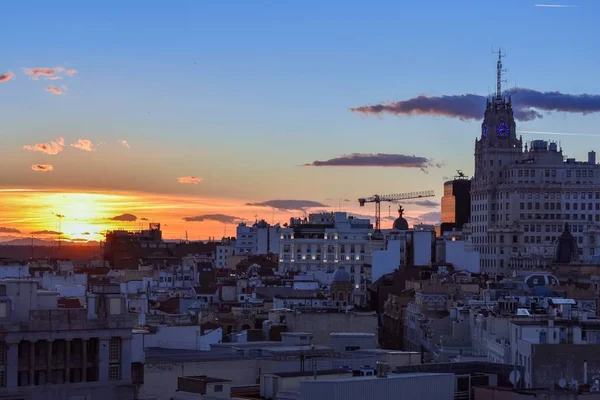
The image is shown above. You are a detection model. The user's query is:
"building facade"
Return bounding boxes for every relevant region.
[0,280,135,400]
[277,212,382,291]
[441,177,471,234]
[470,55,600,277]
[235,221,280,256]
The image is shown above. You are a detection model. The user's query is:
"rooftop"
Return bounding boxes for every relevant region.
[303,372,454,383]
[179,375,231,384]
[268,369,350,378]
[145,348,243,364]
[330,332,375,338]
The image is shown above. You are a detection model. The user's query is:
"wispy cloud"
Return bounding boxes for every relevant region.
[0,71,14,83]
[350,88,600,122]
[70,139,95,152]
[177,176,203,184]
[45,85,65,95]
[31,230,61,235]
[31,164,54,172]
[44,76,62,81]
[407,200,440,208]
[23,67,64,80]
[119,140,130,148]
[518,130,600,137]
[535,4,578,8]
[65,69,78,76]
[419,211,441,222]
[110,213,137,222]
[0,227,20,234]
[183,214,242,224]
[23,137,65,155]
[246,199,329,211]
[303,153,442,173]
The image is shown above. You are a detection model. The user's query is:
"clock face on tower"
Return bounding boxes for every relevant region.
[497,122,510,137]
[482,124,488,137]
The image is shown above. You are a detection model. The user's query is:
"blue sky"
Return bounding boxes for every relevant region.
[1,0,599,237]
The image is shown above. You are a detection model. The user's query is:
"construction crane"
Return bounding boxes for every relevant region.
[358,190,435,234]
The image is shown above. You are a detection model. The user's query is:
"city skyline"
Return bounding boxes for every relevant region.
[2,0,600,241]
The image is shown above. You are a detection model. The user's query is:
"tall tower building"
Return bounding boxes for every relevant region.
[470,51,600,277]
[441,173,471,234]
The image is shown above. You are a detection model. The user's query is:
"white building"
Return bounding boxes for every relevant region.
[278,212,383,291]
[470,54,600,277]
[235,220,281,256]
[215,239,235,268]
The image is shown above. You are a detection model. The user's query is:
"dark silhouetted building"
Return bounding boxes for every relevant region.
[440,176,471,234]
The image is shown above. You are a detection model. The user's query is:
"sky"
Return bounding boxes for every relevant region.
[2,0,600,242]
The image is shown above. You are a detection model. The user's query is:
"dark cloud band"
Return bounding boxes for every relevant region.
[350,88,600,122]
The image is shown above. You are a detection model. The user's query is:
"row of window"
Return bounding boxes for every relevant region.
[473,191,600,202]
[283,244,365,253]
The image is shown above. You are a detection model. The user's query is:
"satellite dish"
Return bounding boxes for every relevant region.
[558,378,567,388]
[509,370,521,386]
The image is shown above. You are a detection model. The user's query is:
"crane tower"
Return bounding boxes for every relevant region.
[358,190,435,235]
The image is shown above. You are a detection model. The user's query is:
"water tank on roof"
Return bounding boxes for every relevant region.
[549,142,558,152]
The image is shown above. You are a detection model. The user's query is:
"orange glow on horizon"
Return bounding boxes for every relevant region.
[0,188,440,243]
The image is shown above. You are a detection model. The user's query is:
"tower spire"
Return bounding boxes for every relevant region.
[496,47,503,99]
[493,47,506,101]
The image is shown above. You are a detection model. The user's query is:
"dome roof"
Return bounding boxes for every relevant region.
[393,217,409,231]
[332,266,351,282]
[392,205,409,231]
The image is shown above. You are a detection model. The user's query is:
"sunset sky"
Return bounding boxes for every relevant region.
[2,1,600,242]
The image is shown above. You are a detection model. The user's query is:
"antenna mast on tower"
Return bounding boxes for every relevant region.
[492,47,507,100]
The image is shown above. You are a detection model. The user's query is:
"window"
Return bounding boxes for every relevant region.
[109,365,121,381]
[109,298,122,315]
[0,302,8,318]
[109,337,121,361]
[214,384,223,392]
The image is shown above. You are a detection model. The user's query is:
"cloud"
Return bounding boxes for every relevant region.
[45,76,62,81]
[110,213,137,222]
[419,211,441,222]
[535,4,578,7]
[246,200,329,211]
[520,130,600,137]
[350,88,600,122]
[23,137,64,155]
[23,67,65,80]
[0,227,20,234]
[183,214,242,224]
[31,230,62,235]
[119,140,130,148]
[70,139,95,152]
[303,153,441,172]
[65,69,78,76]
[45,85,65,95]
[407,200,440,208]
[0,71,14,83]
[177,176,203,184]
[31,164,54,172]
